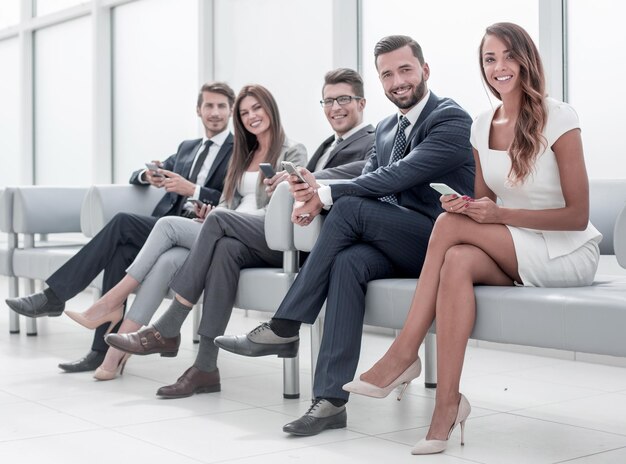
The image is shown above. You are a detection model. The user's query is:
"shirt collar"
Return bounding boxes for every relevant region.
[398,90,431,127]
[336,121,369,143]
[203,128,231,148]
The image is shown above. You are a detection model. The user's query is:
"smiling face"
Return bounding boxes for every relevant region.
[481,34,522,100]
[238,95,271,137]
[376,45,429,113]
[322,82,365,137]
[196,91,232,138]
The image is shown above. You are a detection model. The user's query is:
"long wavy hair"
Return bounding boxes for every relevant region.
[222,84,286,206]
[479,22,547,184]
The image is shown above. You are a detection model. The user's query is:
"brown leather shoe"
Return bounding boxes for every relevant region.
[156,366,221,399]
[104,326,180,357]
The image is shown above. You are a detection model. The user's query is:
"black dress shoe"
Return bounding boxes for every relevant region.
[282,399,347,436]
[214,322,299,358]
[6,292,65,318]
[58,350,106,373]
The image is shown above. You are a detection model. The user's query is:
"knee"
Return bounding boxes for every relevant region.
[212,237,246,265]
[440,245,474,281]
[429,213,466,245]
[326,196,361,224]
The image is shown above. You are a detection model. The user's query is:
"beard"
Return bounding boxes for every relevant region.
[385,78,427,110]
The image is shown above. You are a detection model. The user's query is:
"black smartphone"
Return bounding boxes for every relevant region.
[259,163,276,178]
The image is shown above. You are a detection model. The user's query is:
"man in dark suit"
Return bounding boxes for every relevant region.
[215,36,475,436]
[6,82,236,373]
[105,68,377,399]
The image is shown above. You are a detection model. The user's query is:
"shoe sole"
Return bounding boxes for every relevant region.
[216,340,299,358]
[105,340,179,357]
[283,420,347,436]
[157,384,221,399]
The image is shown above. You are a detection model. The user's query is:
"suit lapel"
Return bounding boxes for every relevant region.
[306,135,335,171]
[203,133,233,185]
[182,139,203,179]
[404,92,438,150]
[325,127,369,166]
[381,116,398,165]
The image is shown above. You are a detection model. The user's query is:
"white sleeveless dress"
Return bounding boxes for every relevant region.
[470,98,602,287]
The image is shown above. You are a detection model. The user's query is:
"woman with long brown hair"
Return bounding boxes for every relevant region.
[67,84,306,380]
[343,22,601,455]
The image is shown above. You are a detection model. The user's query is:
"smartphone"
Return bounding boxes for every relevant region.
[259,163,276,178]
[189,199,208,207]
[281,161,309,185]
[145,162,164,177]
[429,182,462,197]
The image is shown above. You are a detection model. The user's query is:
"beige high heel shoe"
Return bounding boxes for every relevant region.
[65,305,123,336]
[342,357,421,401]
[411,393,471,455]
[93,353,131,381]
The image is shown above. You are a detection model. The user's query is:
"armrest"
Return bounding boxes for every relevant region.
[615,202,626,268]
[81,184,163,237]
[264,182,295,252]
[0,187,14,233]
[13,186,89,234]
[292,179,345,252]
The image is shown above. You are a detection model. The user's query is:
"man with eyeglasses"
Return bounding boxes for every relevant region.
[215,35,475,436]
[103,68,375,399]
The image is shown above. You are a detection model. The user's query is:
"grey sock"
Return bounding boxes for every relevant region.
[193,335,219,373]
[153,298,192,338]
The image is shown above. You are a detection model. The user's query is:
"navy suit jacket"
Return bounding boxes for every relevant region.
[308,125,375,180]
[330,92,474,222]
[129,133,234,217]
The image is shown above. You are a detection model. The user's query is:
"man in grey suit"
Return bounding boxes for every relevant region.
[215,35,475,436]
[105,68,376,398]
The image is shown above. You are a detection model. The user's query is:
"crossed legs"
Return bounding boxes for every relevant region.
[360,212,520,440]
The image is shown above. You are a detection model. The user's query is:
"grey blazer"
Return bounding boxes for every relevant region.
[222,138,307,210]
[311,124,376,180]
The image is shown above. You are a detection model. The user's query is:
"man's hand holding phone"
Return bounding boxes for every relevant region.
[159,169,196,196]
[282,163,320,203]
[144,161,165,187]
[291,199,322,227]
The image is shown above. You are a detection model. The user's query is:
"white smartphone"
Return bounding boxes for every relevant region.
[145,162,164,177]
[429,182,462,197]
[281,161,309,186]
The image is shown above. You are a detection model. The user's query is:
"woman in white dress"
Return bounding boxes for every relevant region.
[342,22,601,455]
[67,84,306,379]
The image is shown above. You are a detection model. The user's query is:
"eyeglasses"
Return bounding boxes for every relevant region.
[320,95,363,107]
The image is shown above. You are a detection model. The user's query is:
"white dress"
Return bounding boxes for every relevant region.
[470,97,602,287]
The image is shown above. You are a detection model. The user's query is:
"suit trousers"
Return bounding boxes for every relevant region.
[273,196,434,401]
[169,209,283,339]
[124,217,201,325]
[46,213,158,351]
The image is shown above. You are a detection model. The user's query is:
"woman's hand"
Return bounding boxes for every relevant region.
[440,194,471,213]
[462,197,502,224]
[193,203,215,223]
[264,171,289,196]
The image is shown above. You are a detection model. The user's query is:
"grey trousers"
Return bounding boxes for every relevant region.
[124,216,201,325]
[169,208,283,339]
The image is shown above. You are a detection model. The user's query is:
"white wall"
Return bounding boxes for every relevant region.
[0,39,20,186]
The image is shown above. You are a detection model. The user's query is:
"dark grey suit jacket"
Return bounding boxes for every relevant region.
[129,133,234,217]
[330,92,474,222]
[308,125,375,180]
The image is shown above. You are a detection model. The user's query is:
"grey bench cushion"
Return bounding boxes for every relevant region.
[364,274,626,357]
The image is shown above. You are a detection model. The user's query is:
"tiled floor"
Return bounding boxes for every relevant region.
[1,276,626,463]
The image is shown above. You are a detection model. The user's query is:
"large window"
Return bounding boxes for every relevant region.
[36,0,89,16]
[361,0,539,123]
[567,0,626,179]
[34,17,92,185]
[0,1,20,30]
[214,0,334,156]
[112,0,198,183]
[0,39,20,186]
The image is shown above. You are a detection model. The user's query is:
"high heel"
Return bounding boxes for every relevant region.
[93,353,131,381]
[411,393,471,455]
[342,357,421,400]
[65,305,123,336]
